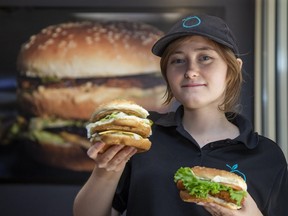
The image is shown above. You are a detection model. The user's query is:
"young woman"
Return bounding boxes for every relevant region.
[73,14,288,216]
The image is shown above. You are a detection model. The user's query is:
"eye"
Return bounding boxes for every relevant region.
[170,57,186,65]
[199,55,212,61]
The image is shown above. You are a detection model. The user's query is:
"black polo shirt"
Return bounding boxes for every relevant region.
[112,106,288,216]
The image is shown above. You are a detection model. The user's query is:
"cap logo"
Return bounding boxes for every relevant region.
[182,16,201,28]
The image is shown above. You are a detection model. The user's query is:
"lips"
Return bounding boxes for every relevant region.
[181,83,206,88]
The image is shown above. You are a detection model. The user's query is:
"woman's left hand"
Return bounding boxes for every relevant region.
[200,193,263,216]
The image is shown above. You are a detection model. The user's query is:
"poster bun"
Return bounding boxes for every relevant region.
[17,21,163,78]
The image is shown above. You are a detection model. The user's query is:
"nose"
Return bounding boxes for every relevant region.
[184,62,199,79]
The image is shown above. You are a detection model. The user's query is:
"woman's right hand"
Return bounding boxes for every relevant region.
[87,142,138,172]
[201,193,263,216]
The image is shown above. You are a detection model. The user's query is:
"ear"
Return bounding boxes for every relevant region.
[236,58,243,69]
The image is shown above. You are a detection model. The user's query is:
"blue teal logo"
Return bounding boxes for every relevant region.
[182,16,201,28]
[226,164,246,182]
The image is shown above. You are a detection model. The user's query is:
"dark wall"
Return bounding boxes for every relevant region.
[0,184,81,216]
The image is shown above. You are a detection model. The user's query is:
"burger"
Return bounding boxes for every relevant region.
[174,166,247,210]
[86,99,152,153]
[17,20,165,119]
[16,20,164,171]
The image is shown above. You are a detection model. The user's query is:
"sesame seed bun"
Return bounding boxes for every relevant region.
[90,99,150,121]
[17,21,163,78]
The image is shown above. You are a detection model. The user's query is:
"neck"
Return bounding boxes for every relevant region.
[182,108,239,147]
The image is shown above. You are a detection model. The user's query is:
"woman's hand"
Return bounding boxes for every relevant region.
[87,142,138,172]
[200,193,263,216]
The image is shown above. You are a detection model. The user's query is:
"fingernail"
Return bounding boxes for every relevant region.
[87,146,94,156]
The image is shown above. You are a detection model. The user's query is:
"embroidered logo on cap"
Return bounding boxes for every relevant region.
[182,16,201,28]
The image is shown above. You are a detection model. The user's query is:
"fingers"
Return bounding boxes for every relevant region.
[97,145,128,169]
[201,203,237,216]
[201,195,263,216]
[240,193,263,216]
[87,142,137,172]
[87,142,106,158]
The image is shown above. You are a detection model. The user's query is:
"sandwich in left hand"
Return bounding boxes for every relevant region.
[174,166,247,209]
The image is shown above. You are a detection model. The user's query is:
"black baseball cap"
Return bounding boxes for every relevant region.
[152,14,239,57]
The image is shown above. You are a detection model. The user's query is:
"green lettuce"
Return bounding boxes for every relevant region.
[99,111,153,126]
[174,167,247,206]
[100,111,120,122]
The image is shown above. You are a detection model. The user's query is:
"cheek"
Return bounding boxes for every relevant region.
[166,67,183,81]
[166,69,177,84]
[215,74,227,86]
[165,70,180,93]
[212,65,228,85]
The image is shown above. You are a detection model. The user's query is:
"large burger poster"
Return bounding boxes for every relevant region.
[16,20,165,172]
[0,9,220,183]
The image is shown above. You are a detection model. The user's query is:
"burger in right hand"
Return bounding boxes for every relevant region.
[174,166,247,210]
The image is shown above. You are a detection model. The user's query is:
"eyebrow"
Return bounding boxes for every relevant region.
[194,46,216,51]
[171,46,216,55]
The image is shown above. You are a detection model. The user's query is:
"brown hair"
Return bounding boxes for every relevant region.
[160,36,243,114]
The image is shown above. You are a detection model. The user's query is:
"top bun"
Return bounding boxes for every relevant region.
[90,99,149,121]
[17,21,163,78]
[192,166,247,191]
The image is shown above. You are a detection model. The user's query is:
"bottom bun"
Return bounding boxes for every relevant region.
[24,140,95,172]
[179,190,241,210]
[96,133,151,153]
[18,82,167,120]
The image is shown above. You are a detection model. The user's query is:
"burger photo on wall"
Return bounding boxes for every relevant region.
[15,20,165,171]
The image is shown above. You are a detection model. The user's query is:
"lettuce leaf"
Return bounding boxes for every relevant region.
[100,111,120,122]
[174,167,247,206]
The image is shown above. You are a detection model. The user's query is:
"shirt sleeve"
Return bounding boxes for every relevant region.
[265,163,288,216]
